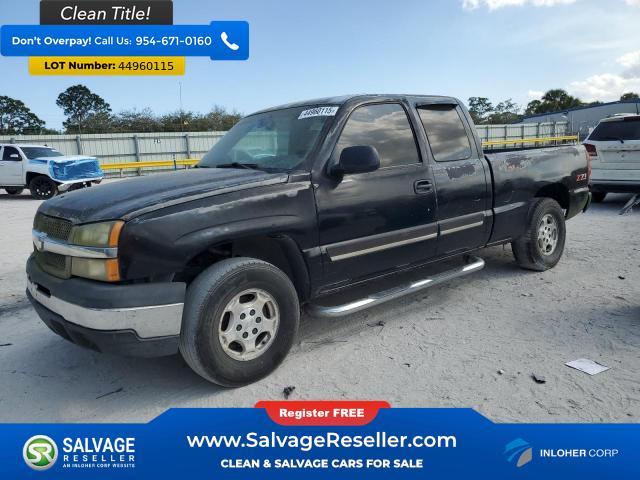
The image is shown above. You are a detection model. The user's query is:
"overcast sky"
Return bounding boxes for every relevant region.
[1,0,639,129]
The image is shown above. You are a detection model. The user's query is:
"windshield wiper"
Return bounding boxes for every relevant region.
[215,162,261,170]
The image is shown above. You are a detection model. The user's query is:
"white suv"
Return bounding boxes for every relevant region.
[584,114,640,202]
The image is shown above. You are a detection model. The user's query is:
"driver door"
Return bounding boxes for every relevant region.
[0,146,24,185]
[314,102,438,288]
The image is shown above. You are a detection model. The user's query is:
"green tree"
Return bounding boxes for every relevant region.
[525,89,583,116]
[81,111,116,134]
[620,92,640,101]
[204,105,242,131]
[467,97,493,124]
[487,98,521,124]
[0,96,46,134]
[112,108,161,132]
[56,85,111,134]
[158,106,241,132]
[524,100,542,116]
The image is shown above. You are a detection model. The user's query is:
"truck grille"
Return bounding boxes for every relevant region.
[34,250,70,278]
[33,213,73,241]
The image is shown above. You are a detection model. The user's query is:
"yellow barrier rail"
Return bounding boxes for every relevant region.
[481,135,579,147]
[100,159,199,170]
[99,136,580,172]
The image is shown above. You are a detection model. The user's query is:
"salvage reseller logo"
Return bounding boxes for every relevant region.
[23,435,58,471]
[22,435,137,470]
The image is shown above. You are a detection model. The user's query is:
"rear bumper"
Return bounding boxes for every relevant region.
[26,256,185,357]
[567,188,591,219]
[590,180,640,194]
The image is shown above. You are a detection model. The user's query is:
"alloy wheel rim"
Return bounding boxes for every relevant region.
[217,288,279,361]
[537,213,558,256]
[34,180,52,197]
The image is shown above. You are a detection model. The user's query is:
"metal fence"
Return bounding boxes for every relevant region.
[476,121,569,148]
[0,121,569,177]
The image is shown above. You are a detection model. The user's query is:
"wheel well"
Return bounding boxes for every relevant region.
[535,183,570,211]
[176,235,310,300]
[25,172,50,186]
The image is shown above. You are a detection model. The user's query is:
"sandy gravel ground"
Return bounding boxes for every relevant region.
[0,189,638,424]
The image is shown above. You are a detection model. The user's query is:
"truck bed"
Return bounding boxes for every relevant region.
[484,145,589,245]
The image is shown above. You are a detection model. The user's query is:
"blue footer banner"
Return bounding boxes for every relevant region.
[1,401,636,478]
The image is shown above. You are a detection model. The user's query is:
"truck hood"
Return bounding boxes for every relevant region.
[38,168,288,224]
[32,155,98,163]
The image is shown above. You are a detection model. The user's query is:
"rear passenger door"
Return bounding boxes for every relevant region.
[315,102,438,287]
[417,104,491,255]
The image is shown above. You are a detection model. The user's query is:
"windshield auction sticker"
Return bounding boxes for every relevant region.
[1,402,634,478]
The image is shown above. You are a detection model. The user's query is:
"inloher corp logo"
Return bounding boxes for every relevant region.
[504,438,533,468]
[23,435,59,471]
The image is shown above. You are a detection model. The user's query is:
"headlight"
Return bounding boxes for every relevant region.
[70,220,123,247]
[69,220,124,281]
[71,258,120,282]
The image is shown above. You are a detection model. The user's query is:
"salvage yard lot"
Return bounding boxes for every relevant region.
[0,188,638,423]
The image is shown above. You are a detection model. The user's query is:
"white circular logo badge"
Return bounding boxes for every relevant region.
[23,435,58,471]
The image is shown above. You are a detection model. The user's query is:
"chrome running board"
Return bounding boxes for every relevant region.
[307,256,485,318]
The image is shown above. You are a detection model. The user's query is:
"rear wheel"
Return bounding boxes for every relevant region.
[4,187,24,195]
[28,176,58,200]
[179,257,300,387]
[591,192,607,203]
[511,198,566,271]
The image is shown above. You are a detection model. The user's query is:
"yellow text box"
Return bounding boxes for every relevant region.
[29,57,185,76]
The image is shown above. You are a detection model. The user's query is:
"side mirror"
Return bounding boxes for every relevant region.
[330,145,380,176]
[9,154,20,160]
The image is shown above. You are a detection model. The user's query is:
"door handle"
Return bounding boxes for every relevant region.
[414,179,433,194]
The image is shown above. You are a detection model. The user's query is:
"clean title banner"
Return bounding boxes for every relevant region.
[40,0,174,24]
[0,23,249,60]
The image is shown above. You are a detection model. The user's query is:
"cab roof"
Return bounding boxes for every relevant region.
[0,143,54,148]
[600,113,640,123]
[251,94,460,116]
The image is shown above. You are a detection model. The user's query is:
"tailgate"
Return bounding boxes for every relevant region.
[597,141,640,167]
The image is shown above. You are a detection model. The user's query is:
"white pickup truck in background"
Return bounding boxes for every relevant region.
[0,144,103,199]
[584,114,640,203]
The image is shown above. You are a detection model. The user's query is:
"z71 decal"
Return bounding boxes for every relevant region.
[576,173,587,181]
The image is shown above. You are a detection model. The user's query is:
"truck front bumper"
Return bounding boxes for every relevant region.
[26,256,185,357]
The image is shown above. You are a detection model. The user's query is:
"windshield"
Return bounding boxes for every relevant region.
[21,147,64,159]
[199,106,337,171]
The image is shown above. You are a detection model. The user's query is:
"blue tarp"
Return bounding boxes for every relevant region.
[46,157,103,182]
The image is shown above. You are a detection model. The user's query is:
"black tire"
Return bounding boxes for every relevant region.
[4,187,24,195]
[591,192,607,203]
[179,257,300,387]
[28,176,58,200]
[511,198,566,272]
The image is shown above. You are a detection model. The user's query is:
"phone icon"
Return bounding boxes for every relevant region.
[220,32,240,51]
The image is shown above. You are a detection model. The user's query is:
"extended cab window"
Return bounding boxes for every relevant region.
[335,103,420,169]
[2,146,20,161]
[589,118,640,141]
[418,105,472,162]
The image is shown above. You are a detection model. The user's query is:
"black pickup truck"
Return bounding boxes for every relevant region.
[26,94,591,386]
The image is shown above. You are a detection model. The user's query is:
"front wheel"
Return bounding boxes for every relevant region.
[591,192,607,203]
[4,187,24,195]
[511,198,566,271]
[179,257,300,387]
[28,176,58,200]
